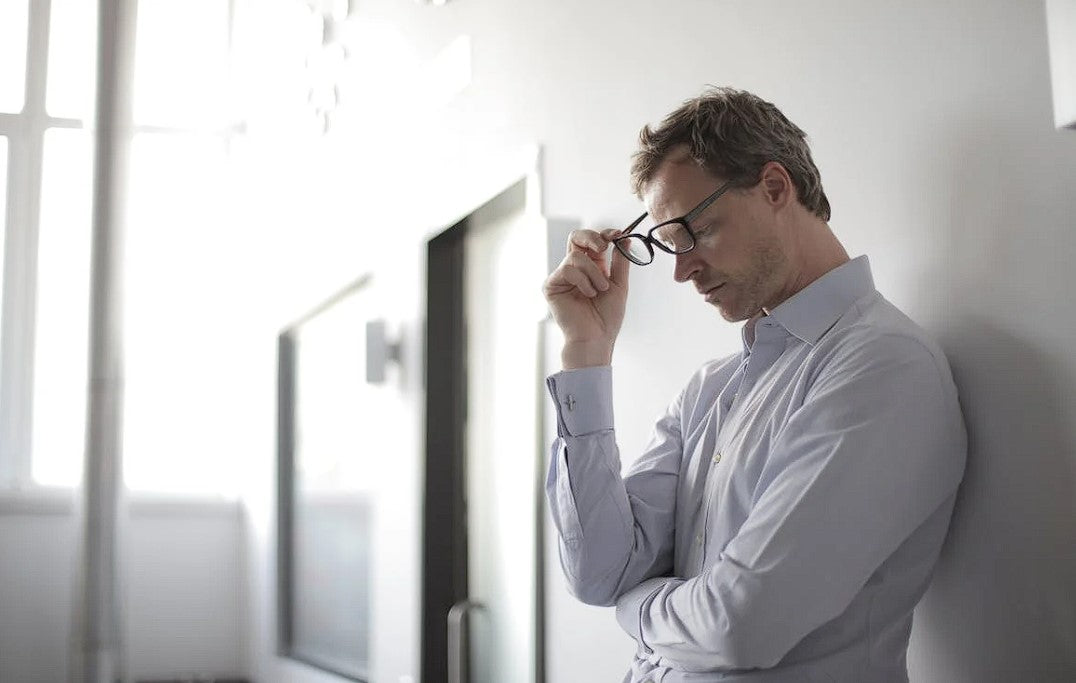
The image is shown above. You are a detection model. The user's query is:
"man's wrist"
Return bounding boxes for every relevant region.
[561,341,613,370]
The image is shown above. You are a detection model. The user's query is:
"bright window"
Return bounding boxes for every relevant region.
[122,132,235,494]
[0,0,29,114]
[46,0,99,120]
[1,0,240,495]
[31,128,93,487]
[123,0,239,494]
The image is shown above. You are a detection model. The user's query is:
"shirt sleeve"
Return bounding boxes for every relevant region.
[615,333,967,671]
[545,366,685,607]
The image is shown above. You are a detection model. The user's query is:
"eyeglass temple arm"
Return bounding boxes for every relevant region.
[619,212,649,236]
[683,180,737,223]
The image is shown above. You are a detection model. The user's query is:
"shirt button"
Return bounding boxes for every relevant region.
[712,452,722,464]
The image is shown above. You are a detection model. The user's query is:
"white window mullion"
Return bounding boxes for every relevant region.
[24,0,52,119]
[0,114,23,133]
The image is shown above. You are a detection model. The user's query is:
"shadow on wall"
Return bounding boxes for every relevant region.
[905,103,1076,682]
[911,320,1076,682]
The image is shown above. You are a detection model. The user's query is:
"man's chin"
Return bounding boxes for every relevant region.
[714,302,748,323]
[710,297,759,323]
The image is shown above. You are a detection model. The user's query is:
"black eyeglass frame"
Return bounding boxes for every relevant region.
[613,179,739,266]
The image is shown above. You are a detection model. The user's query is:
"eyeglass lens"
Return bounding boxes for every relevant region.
[652,222,694,253]
[618,234,653,264]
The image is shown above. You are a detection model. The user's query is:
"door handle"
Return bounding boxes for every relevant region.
[448,600,486,683]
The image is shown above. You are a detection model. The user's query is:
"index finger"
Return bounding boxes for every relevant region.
[567,228,612,256]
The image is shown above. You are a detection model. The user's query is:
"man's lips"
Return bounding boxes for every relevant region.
[700,283,726,302]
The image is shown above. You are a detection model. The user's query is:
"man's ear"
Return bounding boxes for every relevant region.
[759,161,795,210]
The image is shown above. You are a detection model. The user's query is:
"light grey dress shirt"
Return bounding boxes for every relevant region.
[545,256,967,683]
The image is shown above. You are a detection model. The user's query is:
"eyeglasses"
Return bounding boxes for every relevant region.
[613,179,738,266]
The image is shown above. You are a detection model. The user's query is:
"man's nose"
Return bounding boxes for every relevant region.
[673,251,700,283]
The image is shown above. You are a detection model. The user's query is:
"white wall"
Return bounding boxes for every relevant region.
[233,1,1076,681]
[0,499,245,682]
[0,507,77,683]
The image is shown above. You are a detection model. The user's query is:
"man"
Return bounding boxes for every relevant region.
[541,87,966,682]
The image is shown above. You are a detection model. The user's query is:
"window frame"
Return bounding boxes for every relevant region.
[0,0,83,489]
[0,0,244,493]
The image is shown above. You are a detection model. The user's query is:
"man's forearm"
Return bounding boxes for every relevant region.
[547,431,637,606]
[545,367,685,607]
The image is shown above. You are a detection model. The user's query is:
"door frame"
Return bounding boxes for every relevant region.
[421,217,470,683]
[419,147,547,683]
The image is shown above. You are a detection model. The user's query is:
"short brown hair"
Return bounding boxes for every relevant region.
[630,87,831,221]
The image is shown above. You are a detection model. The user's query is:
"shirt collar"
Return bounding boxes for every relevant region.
[759,255,876,346]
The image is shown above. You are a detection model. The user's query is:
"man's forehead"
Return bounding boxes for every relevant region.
[642,153,724,220]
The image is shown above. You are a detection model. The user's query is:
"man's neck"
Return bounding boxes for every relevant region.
[765,220,850,314]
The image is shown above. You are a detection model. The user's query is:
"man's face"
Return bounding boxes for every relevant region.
[642,155,790,323]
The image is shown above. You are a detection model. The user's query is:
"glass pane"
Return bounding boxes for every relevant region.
[285,285,379,680]
[133,0,231,128]
[122,132,234,494]
[464,204,542,683]
[46,0,99,119]
[31,128,94,487]
[0,0,29,113]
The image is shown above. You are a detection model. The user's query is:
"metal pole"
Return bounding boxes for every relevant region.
[72,0,136,681]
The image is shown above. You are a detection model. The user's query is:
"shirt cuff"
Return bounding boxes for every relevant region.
[545,366,614,437]
[615,577,668,651]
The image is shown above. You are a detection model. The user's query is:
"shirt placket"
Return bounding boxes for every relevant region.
[695,325,787,572]
[689,356,748,573]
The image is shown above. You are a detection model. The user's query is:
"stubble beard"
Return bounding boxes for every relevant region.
[713,239,788,323]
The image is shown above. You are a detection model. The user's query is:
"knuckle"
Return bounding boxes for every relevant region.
[565,254,591,272]
[569,228,601,245]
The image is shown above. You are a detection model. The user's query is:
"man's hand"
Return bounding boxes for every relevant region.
[542,228,631,369]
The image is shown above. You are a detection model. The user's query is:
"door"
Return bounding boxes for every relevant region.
[422,179,547,683]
